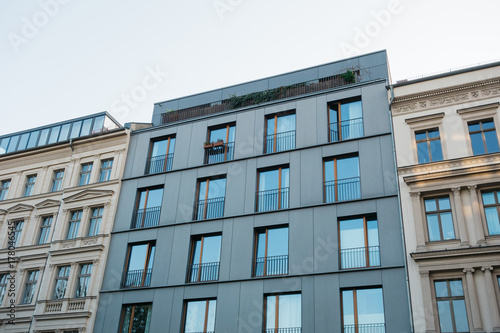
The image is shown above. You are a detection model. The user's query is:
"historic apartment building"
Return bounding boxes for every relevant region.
[94,50,412,333]
[0,112,130,332]
[391,63,500,333]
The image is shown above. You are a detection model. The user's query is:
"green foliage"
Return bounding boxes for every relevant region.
[340,70,356,83]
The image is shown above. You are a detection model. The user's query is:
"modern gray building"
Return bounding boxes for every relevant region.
[94,50,412,333]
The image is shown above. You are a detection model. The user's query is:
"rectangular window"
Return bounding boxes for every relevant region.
[87,206,103,236]
[204,124,235,164]
[67,210,82,239]
[481,190,500,235]
[342,288,385,333]
[24,175,37,196]
[120,303,152,333]
[424,197,456,241]
[254,227,288,277]
[145,136,175,174]
[0,180,10,200]
[79,163,93,185]
[328,98,363,142]
[434,279,469,333]
[98,159,113,182]
[188,234,221,282]
[257,166,289,212]
[51,169,64,192]
[184,299,216,333]
[0,274,8,304]
[11,220,24,246]
[122,242,155,288]
[265,113,296,153]
[324,155,360,202]
[416,128,443,163]
[53,266,70,299]
[194,178,226,220]
[264,294,301,332]
[38,216,53,244]
[132,188,163,228]
[468,119,500,155]
[21,270,39,304]
[75,263,92,297]
[339,216,379,269]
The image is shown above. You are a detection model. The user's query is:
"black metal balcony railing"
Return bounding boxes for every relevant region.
[343,323,385,333]
[254,255,288,277]
[256,187,289,212]
[340,246,380,269]
[122,268,152,288]
[329,118,364,142]
[266,130,296,153]
[185,331,215,333]
[131,206,161,229]
[145,153,173,175]
[265,328,302,333]
[187,262,220,282]
[204,142,235,164]
[194,197,225,220]
[324,177,361,203]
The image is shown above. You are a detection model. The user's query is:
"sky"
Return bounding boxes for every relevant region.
[1,0,499,135]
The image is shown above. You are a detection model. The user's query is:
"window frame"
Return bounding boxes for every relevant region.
[75,263,92,298]
[11,220,24,246]
[87,206,104,237]
[21,270,39,304]
[182,299,217,333]
[327,97,364,142]
[204,123,235,164]
[341,287,386,333]
[51,169,65,192]
[0,179,11,200]
[256,165,290,212]
[119,303,153,333]
[0,273,8,305]
[24,174,37,197]
[423,195,457,242]
[132,187,163,229]
[194,176,226,220]
[338,215,380,269]
[415,128,443,163]
[264,111,296,154]
[467,118,500,155]
[146,135,176,174]
[432,278,471,333]
[480,189,500,236]
[187,234,222,283]
[253,226,289,277]
[78,163,93,186]
[38,215,53,244]
[122,242,155,288]
[98,159,113,182]
[53,266,71,299]
[66,210,82,240]
[263,293,302,332]
[323,155,361,203]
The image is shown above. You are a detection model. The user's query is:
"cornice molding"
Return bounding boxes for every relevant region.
[405,112,445,124]
[411,245,500,261]
[457,102,499,115]
[403,162,500,184]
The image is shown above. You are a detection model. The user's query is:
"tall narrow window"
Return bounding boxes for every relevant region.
[38,216,53,244]
[481,190,500,235]
[339,216,379,269]
[79,163,93,185]
[132,188,163,228]
[204,124,235,164]
[264,294,301,333]
[416,129,443,163]
[24,175,37,196]
[434,279,469,333]
[265,113,296,153]
[257,166,289,212]
[328,98,363,142]
[67,210,82,239]
[120,304,152,333]
[424,197,456,241]
[324,156,360,202]
[468,119,500,155]
[87,207,103,236]
[51,169,64,192]
[184,299,216,333]
[0,180,11,200]
[254,227,288,277]
[53,266,71,299]
[146,136,175,174]
[11,220,24,246]
[75,263,92,297]
[99,159,113,182]
[342,288,385,333]
[194,178,226,220]
[122,242,155,288]
[188,234,221,282]
[21,270,39,304]
[0,274,8,304]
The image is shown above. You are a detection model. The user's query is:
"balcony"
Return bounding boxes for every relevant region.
[329,117,364,142]
[340,246,380,269]
[145,153,173,174]
[343,323,385,333]
[204,142,234,164]
[187,262,220,282]
[266,328,302,333]
[131,207,161,229]
[254,255,288,277]
[39,297,93,315]
[256,188,289,212]
[324,177,361,203]
[122,268,152,288]
[194,197,225,220]
[266,130,296,153]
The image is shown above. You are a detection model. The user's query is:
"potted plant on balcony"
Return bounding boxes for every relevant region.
[213,139,224,147]
[204,141,213,149]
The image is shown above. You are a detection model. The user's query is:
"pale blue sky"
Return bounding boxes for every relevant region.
[1,0,499,134]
